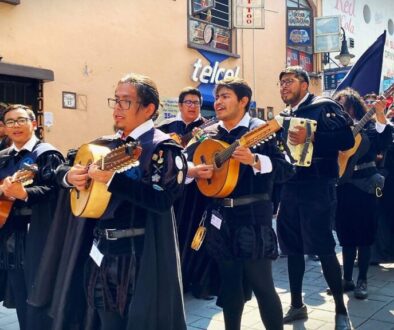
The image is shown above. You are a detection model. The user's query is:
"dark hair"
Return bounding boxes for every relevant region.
[178,87,202,104]
[279,66,310,85]
[119,73,160,120]
[3,104,36,121]
[215,77,252,112]
[0,103,8,122]
[333,88,367,121]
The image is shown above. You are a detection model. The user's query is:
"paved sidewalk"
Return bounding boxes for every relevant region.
[185,256,394,330]
[0,257,392,330]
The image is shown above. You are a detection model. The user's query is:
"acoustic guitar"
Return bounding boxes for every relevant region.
[70,141,142,219]
[193,117,282,197]
[0,163,38,228]
[170,117,218,147]
[338,107,377,181]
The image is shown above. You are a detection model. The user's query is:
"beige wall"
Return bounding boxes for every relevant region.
[0,0,311,153]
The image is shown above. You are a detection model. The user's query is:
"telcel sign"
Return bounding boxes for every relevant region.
[191,59,240,84]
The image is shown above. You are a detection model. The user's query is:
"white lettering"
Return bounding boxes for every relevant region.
[192,59,203,82]
[199,65,213,83]
[191,59,240,84]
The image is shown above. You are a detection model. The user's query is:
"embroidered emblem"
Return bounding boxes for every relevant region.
[151,173,161,183]
[152,184,164,191]
[125,167,142,180]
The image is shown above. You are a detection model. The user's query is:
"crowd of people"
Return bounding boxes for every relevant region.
[0,66,392,330]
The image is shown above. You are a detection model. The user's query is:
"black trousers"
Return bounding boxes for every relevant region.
[217,258,283,330]
[8,269,27,330]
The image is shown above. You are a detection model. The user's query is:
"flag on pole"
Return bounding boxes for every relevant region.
[335,30,386,96]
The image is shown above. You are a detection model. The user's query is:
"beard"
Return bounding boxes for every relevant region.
[281,89,302,107]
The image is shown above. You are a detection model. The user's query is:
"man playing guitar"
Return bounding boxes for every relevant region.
[0,104,64,330]
[157,86,207,146]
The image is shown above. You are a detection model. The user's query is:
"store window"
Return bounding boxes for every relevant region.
[188,0,236,56]
[286,0,314,72]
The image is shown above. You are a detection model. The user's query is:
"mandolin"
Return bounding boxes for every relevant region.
[170,117,218,147]
[0,163,38,228]
[70,141,142,219]
[193,117,282,197]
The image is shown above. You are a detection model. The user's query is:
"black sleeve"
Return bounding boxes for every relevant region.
[25,151,65,205]
[108,144,187,214]
[255,137,295,183]
[314,104,355,153]
[374,124,393,152]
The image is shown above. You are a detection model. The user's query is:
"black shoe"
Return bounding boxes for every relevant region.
[283,305,308,323]
[307,254,320,261]
[326,279,355,295]
[335,314,352,330]
[354,280,368,299]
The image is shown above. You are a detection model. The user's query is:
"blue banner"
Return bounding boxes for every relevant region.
[335,31,386,96]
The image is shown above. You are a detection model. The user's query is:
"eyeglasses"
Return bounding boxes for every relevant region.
[364,100,375,105]
[182,100,201,107]
[4,117,31,128]
[107,98,139,110]
[279,79,299,87]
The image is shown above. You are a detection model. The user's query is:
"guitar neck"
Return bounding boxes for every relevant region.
[353,107,376,136]
[215,141,240,167]
[179,117,218,144]
[214,118,281,167]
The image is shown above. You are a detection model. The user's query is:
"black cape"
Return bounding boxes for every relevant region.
[29,133,187,330]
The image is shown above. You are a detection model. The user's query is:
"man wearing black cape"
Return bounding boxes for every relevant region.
[28,73,187,330]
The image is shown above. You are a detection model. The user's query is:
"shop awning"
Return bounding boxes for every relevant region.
[0,61,54,81]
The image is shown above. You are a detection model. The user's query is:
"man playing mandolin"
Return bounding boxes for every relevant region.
[186,77,294,330]
[56,73,187,330]
[0,104,64,330]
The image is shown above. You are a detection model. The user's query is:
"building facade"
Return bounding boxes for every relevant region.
[0,0,321,152]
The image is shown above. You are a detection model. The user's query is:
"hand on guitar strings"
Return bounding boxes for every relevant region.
[88,164,114,184]
[288,125,314,145]
[66,164,89,191]
[187,163,214,180]
[232,146,260,169]
[0,177,27,200]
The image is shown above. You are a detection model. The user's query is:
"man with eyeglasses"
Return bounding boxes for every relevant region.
[157,86,207,147]
[276,66,355,330]
[46,73,186,330]
[0,104,64,330]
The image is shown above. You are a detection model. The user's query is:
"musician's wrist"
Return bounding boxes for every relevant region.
[251,154,259,167]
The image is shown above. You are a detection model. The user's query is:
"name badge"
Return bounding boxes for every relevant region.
[210,212,222,230]
[89,239,104,267]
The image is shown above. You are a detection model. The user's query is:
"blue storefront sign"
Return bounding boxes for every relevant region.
[323,67,351,91]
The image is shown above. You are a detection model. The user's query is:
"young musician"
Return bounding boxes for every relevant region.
[157,87,207,146]
[333,88,392,299]
[0,105,64,330]
[54,73,187,330]
[186,77,294,330]
[276,66,355,330]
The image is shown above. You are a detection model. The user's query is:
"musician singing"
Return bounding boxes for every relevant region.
[0,105,64,330]
[186,77,294,330]
[53,73,187,330]
[276,66,355,330]
[157,86,207,146]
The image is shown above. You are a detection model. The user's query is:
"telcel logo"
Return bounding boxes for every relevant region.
[191,59,240,84]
